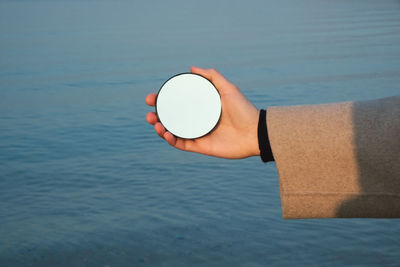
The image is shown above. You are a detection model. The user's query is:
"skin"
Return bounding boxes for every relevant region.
[145,66,261,159]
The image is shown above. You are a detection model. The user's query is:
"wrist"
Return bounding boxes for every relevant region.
[258,109,274,162]
[248,108,261,157]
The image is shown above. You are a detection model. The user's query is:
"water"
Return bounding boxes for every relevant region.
[1,0,399,266]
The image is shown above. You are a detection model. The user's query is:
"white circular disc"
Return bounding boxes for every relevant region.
[156,73,221,139]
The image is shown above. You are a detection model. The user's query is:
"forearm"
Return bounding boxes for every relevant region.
[267,96,400,219]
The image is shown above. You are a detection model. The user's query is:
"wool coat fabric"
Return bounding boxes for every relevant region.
[267,96,400,219]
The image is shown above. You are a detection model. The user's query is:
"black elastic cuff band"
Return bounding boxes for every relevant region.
[258,109,274,163]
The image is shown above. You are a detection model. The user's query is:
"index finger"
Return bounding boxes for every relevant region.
[145,93,157,106]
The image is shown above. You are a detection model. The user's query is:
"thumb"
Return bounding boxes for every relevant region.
[190,66,231,91]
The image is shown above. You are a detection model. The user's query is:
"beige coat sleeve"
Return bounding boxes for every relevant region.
[267,96,400,219]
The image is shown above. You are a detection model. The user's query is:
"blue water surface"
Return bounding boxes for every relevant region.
[1,0,400,266]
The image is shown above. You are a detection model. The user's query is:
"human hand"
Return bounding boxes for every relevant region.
[145,67,260,159]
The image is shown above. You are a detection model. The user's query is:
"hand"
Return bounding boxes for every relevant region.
[145,66,260,159]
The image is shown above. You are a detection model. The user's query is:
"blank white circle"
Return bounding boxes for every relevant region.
[156,73,222,139]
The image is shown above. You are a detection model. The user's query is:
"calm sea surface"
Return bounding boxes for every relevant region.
[1,0,400,266]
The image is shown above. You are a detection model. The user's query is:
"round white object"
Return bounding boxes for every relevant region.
[156,73,222,139]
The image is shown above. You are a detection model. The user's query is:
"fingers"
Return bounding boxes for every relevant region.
[148,118,182,149]
[163,131,176,146]
[164,132,195,152]
[149,116,174,144]
[147,111,166,138]
[190,66,230,90]
[146,111,180,148]
[154,122,166,137]
[163,130,184,150]
[146,112,158,125]
[154,125,194,152]
[145,93,157,106]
